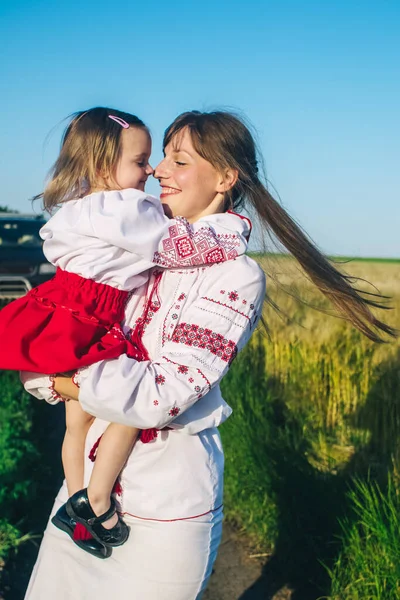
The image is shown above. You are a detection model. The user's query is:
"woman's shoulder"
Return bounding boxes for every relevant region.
[211,254,265,284]
[198,255,266,301]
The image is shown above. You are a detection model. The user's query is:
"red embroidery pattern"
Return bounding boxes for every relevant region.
[228,291,239,301]
[201,297,251,322]
[153,218,243,268]
[169,406,180,417]
[155,374,166,385]
[171,323,238,363]
[153,400,159,406]
[161,356,211,396]
[178,365,189,374]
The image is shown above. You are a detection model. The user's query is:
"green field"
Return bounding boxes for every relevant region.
[0,256,399,599]
[220,257,400,599]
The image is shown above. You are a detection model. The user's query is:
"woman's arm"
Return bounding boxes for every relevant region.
[64,260,266,430]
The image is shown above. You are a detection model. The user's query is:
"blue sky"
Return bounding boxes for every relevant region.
[1,0,399,257]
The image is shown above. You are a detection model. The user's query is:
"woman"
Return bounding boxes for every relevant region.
[22,111,395,600]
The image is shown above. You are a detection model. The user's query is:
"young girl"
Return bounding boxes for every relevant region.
[0,107,251,554]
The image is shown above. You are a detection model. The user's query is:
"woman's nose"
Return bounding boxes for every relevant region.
[154,158,169,180]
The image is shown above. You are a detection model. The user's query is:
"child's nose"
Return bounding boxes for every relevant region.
[146,163,154,176]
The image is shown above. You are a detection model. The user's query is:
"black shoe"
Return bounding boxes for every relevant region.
[66,488,130,547]
[51,502,112,559]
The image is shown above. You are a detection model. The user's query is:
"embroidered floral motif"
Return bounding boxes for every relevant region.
[161,356,212,395]
[153,218,243,268]
[194,385,201,392]
[242,299,247,304]
[178,293,186,301]
[171,323,238,363]
[172,313,178,319]
[228,291,239,302]
[169,406,180,416]
[250,303,254,309]
[220,290,225,294]
[155,375,166,385]
[153,400,159,406]
[178,365,189,374]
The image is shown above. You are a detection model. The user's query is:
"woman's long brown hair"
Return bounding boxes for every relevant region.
[164,111,397,343]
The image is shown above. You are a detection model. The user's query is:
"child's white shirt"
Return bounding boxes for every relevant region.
[40,188,250,290]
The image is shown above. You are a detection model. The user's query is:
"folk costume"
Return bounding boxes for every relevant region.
[22,237,266,599]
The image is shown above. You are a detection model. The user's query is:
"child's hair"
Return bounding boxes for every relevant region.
[37,107,147,211]
[164,110,397,343]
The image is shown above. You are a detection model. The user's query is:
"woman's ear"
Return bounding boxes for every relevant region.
[216,168,238,193]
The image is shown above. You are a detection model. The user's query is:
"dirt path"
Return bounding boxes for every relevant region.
[203,523,293,600]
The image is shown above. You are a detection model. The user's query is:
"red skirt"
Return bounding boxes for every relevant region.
[0,269,144,373]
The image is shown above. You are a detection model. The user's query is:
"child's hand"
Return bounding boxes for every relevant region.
[54,375,79,401]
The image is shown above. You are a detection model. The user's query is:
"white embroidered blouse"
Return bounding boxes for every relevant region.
[22,214,266,520]
[40,188,250,289]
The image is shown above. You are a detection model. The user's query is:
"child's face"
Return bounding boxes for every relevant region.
[113,127,153,191]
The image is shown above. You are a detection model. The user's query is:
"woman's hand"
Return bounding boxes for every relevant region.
[54,375,79,401]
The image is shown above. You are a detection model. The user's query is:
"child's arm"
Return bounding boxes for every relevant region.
[41,190,250,269]
[88,190,251,267]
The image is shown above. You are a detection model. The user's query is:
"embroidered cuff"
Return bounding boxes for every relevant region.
[49,375,65,403]
[71,371,80,388]
[72,366,89,389]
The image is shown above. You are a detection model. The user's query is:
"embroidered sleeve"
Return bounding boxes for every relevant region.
[87,190,249,267]
[152,217,248,267]
[78,262,266,429]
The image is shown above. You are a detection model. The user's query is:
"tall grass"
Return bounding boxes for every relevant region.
[327,476,400,600]
[220,258,400,597]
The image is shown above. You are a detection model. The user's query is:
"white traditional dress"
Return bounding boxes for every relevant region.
[21,214,266,600]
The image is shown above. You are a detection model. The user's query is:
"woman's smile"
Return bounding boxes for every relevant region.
[160,186,181,198]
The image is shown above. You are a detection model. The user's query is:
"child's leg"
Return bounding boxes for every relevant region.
[63,401,94,497]
[87,424,140,528]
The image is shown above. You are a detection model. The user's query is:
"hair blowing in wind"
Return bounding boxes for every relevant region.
[164,110,397,343]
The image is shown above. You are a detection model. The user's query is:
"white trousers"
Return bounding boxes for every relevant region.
[25,490,223,600]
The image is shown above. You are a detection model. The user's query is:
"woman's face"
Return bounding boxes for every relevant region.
[154,128,226,222]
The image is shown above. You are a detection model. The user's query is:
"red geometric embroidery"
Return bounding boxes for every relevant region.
[228,291,239,301]
[178,365,189,374]
[169,406,180,417]
[153,218,244,268]
[153,400,159,406]
[155,375,166,385]
[171,323,238,363]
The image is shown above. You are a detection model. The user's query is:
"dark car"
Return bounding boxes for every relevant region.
[0,213,56,299]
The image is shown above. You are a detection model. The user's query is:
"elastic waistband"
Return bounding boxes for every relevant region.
[51,268,129,324]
